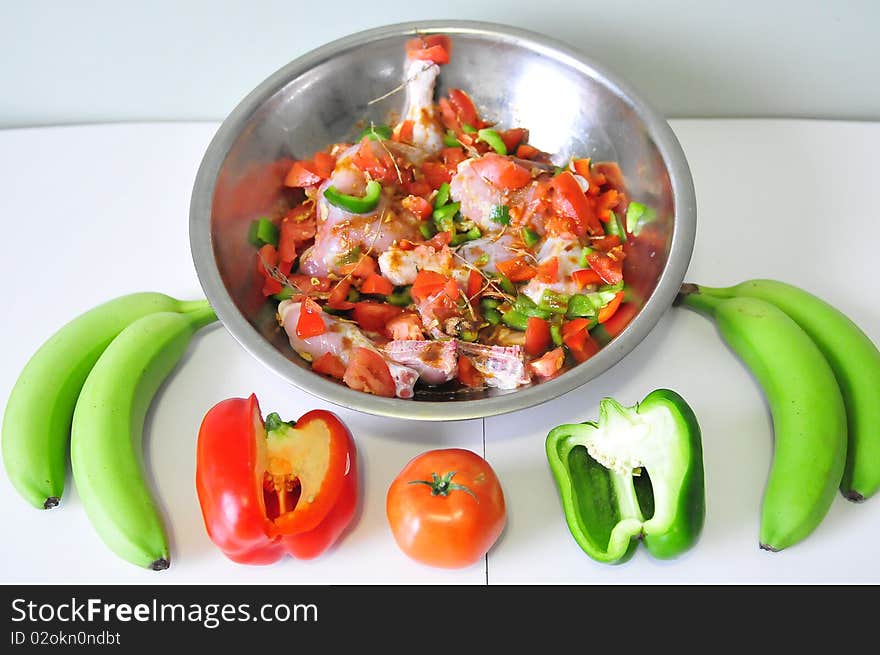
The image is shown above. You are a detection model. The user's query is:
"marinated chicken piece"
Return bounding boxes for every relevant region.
[299,143,422,277]
[400,58,445,155]
[278,299,419,399]
[449,157,554,233]
[454,233,519,274]
[520,236,584,304]
[383,339,458,385]
[378,242,454,286]
[456,342,530,390]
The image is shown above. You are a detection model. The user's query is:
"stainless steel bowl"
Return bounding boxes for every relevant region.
[190,20,696,420]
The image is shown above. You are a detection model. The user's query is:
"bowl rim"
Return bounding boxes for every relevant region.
[189,19,696,421]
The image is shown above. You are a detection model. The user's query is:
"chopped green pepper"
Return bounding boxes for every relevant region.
[386,286,412,307]
[550,322,563,347]
[497,275,516,296]
[443,130,461,147]
[626,201,657,237]
[434,182,451,209]
[248,217,279,248]
[538,289,571,315]
[579,246,595,268]
[546,389,706,564]
[480,297,502,311]
[489,205,511,226]
[324,180,382,214]
[514,294,551,319]
[474,253,490,267]
[419,221,436,240]
[501,308,529,331]
[459,327,479,342]
[346,288,361,303]
[451,226,482,246]
[272,286,296,302]
[357,124,393,141]
[566,294,597,318]
[521,227,541,248]
[477,128,507,155]
[484,308,502,325]
[462,123,477,134]
[336,246,363,267]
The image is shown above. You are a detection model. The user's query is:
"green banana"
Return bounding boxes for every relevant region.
[688,280,880,502]
[678,290,847,551]
[2,292,209,509]
[71,306,217,570]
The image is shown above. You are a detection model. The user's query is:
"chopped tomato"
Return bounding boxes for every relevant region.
[443,279,460,301]
[327,279,355,310]
[595,189,620,223]
[394,120,415,144]
[525,317,552,357]
[597,291,625,324]
[339,254,378,279]
[457,356,484,388]
[571,268,603,289]
[257,244,293,296]
[515,144,541,160]
[500,128,528,153]
[411,270,451,302]
[586,251,624,285]
[288,274,332,295]
[296,297,326,339]
[591,234,621,251]
[352,138,396,183]
[405,179,433,197]
[278,204,316,263]
[548,171,601,236]
[467,269,484,299]
[351,302,404,332]
[406,35,452,64]
[603,301,638,337]
[311,152,336,178]
[496,255,537,283]
[561,318,591,339]
[470,154,531,190]
[343,348,396,398]
[536,257,559,284]
[421,162,453,189]
[401,195,433,220]
[572,158,606,196]
[529,347,565,379]
[441,146,467,171]
[360,273,394,296]
[311,352,346,379]
[448,89,482,129]
[386,313,424,340]
[563,328,600,363]
[438,97,461,133]
[283,152,336,188]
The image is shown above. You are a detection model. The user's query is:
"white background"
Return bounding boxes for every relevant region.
[0,119,878,584]
[1,1,879,127]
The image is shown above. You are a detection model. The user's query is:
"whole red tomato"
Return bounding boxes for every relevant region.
[386,448,506,568]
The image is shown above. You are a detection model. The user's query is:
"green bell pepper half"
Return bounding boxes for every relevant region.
[546,389,705,564]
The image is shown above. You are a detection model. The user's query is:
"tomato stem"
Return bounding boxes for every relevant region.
[408,471,478,502]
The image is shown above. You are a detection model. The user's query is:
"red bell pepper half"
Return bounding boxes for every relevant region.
[196,395,358,564]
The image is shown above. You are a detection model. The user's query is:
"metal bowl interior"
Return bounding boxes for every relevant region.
[190,20,696,421]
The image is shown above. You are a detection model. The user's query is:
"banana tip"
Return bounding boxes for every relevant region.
[759,543,780,553]
[843,489,866,503]
[43,497,60,509]
[150,558,170,571]
[674,283,699,307]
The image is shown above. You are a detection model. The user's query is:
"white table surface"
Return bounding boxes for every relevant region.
[1,119,878,585]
